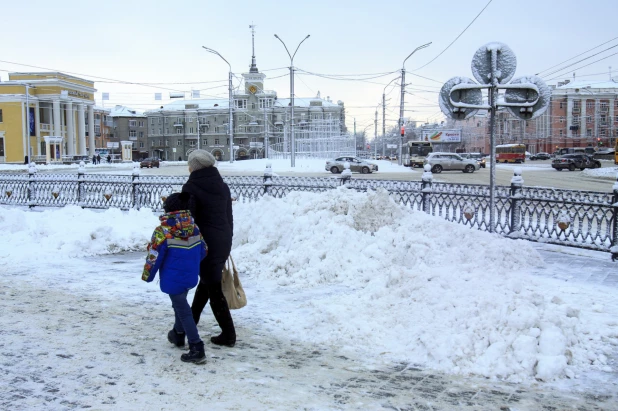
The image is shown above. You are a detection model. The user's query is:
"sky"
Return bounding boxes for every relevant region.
[2,182,617,408]
[1,0,617,133]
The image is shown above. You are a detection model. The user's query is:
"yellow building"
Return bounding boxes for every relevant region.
[0,72,97,163]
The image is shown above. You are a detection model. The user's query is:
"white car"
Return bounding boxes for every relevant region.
[325,156,379,174]
[424,152,480,173]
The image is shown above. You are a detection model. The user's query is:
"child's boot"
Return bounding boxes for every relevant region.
[167,328,186,348]
[181,341,206,364]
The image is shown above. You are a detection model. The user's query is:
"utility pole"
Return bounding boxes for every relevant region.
[399,43,431,165]
[196,114,200,150]
[25,84,30,164]
[374,110,378,159]
[382,93,386,157]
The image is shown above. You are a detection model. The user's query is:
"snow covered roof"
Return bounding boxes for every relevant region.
[149,98,230,112]
[275,97,342,109]
[145,96,343,114]
[109,105,144,117]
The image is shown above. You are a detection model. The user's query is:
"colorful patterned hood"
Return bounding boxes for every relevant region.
[159,211,197,239]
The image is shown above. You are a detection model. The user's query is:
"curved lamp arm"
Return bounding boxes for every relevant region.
[402,42,432,68]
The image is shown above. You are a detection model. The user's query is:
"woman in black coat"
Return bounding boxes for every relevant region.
[182,149,236,347]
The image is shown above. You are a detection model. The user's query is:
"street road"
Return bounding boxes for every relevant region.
[32,159,618,193]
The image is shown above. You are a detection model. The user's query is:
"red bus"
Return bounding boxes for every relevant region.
[496,144,526,163]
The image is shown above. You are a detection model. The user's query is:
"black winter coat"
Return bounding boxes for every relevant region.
[182,167,233,284]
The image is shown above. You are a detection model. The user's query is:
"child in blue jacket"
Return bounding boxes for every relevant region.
[142,192,208,364]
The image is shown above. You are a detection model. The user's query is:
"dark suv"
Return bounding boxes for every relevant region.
[551,154,601,171]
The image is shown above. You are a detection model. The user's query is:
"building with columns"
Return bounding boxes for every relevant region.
[0,72,97,163]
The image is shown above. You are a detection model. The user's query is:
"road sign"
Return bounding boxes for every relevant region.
[387,144,397,149]
[439,77,483,120]
[471,42,517,85]
[504,75,551,120]
[106,142,119,149]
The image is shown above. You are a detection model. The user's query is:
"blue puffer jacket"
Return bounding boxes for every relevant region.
[142,211,207,295]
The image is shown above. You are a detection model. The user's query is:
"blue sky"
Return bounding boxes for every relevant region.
[1,0,617,132]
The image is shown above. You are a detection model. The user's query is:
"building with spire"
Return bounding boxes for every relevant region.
[145,26,349,161]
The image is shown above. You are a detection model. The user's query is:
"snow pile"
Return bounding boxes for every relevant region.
[232,188,615,382]
[0,206,157,261]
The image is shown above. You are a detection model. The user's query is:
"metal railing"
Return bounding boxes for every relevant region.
[1,164,617,258]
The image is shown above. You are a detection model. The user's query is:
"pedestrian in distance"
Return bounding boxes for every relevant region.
[182,149,236,347]
[96,154,101,164]
[107,154,111,164]
[142,192,208,364]
[92,154,96,165]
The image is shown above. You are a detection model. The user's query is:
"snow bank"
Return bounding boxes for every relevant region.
[231,187,615,382]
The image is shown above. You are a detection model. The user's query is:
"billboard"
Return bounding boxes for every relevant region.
[421,129,461,143]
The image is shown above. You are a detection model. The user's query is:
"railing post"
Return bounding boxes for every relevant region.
[421,164,433,213]
[339,162,352,187]
[77,161,86,207]
[132,163,141,209]
[609,176,618,261]
[27,162,37,208]
[509,167,524,235]
[263,163,272,196]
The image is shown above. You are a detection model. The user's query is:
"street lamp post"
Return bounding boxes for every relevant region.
[383,76,399,158]
[274,34,310,167]
[399,42,431,165]
[202,46,234,163]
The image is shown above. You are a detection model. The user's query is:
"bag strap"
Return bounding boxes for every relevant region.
[228,255,241,287]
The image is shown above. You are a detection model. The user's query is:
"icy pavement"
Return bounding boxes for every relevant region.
[1,248,617,410]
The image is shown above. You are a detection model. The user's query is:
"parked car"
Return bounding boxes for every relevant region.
[530,152,551,160]
[424,152,480,173]
[325,156,378,174]
[551,154,601,171]
[459,153,486,168]
[140,157,160,168]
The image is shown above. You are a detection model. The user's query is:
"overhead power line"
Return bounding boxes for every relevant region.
[535,36,618,76]
[539,44,618,79]
[411,0,493,71]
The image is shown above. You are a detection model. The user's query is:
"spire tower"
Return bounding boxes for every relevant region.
[249,24,259,73]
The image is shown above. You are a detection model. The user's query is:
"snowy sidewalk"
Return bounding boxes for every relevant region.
[1,248,616,410]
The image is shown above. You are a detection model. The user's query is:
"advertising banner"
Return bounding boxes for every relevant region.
[29,107,36,136]
[421,129,461,143]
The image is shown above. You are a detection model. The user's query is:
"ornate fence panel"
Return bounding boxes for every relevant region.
[1,166,616,257]
[517,187,614,251]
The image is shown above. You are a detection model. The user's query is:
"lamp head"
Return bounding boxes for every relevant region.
[274,34,279,39]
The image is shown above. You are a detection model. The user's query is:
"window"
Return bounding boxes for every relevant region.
[189,140,196,147]
[559,130,563,137]
[139,142,144,148]
[164,117,168,124]
[559,116,564,123]
[129,120,137,127]
[176,128,182,134]
[158,128,161,134]
[158,118,161,124]
[259,98,273,109]
[139,121,144,127]
[166,128,169,134]
[177,139,182,146]
[150,118,154,125]
[235,99,247,109]
[129,130,137,137]
[251,103,256,109]
[94,125,101,133]
[189,117,193,123]
[202,139,207,145]
[215,138,220,144]
[587,129,592,137]
[139,132,144,138]
[600,129,606,136]
[559,102,563,109]
[151,141,154,147]
[586,101,593,109]
[587,116,592,123]
[190,128,193,134]
[165,140,169,146]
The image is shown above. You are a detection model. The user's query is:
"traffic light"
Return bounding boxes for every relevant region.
[401,126,405,137]
[597,138,602,146]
